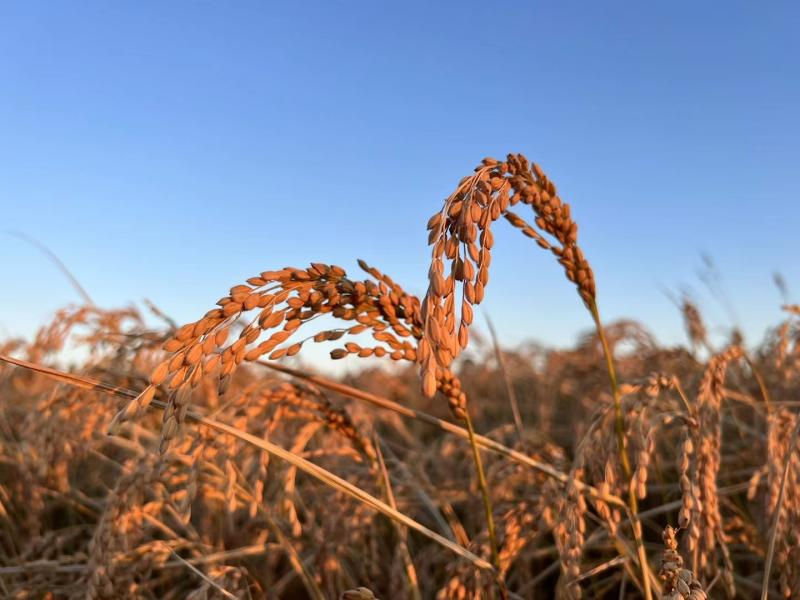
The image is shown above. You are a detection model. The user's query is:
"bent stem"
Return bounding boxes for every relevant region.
[589,300,653,600]
[463,409,507,599]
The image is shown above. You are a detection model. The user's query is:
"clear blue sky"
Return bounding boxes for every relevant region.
[1,1,798,354]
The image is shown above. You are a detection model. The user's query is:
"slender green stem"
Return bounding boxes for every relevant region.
[589,300,653,600]
[590,302,629,477]
[463,409,507,599]
[744,352,771,407]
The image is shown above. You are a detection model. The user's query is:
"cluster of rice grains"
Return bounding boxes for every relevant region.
[112,261,425,451]
[1,154,799,598]
[420,154,595,403]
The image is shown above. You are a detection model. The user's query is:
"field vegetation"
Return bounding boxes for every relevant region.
[1,154,798,599]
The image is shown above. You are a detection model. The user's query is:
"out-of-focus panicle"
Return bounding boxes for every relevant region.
[685,346,742,595]
[766,407,800,597]
[659,526,707,600]
[681,297,708,353]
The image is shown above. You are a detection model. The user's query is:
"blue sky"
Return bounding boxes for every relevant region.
[1,1,798,355]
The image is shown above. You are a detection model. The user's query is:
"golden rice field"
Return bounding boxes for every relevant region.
[1,154,798,599]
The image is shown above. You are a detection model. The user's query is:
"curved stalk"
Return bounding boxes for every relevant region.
[589,300,653,600]
[464,409,507,599]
